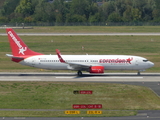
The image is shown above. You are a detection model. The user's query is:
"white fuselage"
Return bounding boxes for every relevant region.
[20,55,154,71]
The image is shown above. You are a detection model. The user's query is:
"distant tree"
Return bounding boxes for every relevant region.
[101,1,115,21]
[66,14,86,23]
[131,8,142,22]
[124,0,132,7]
[89,13,102,23]
[24,16,34,23]
[0,0,5,7]
[152,0,160,21]
[107,12,122,22]
[15,0,33,17]
[34,0,56,22]
[152,9,160,22]
[0,16,8,23]
[53,0,69,23]
[88,2,99,16]
[133,0,154,21]
[70,0,90,19]
[9,16,24,23]
[0,0,159,25]
[0,0,20,16]
[142,0,155,21]
[115,0,126,16]
[123,6,131,22]
[154,0,160,9]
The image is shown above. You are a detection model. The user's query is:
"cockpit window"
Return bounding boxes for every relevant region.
[143,60,148,62]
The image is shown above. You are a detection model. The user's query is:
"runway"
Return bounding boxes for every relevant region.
[0,72,160,81]
[1,32,160,36]
[0,72,160,120]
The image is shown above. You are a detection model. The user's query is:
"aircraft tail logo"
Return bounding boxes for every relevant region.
[7,30,27,55]
[6,28,43,56]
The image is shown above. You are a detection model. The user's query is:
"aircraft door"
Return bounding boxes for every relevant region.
[32,58,35,66]
[135,58,138,66]
[32,57,38,66]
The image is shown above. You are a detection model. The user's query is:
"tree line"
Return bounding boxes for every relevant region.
[0,0,160,26]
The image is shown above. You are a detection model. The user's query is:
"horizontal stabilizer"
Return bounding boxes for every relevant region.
[6,54,24,60]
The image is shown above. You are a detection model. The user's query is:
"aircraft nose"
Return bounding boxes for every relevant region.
[149,62,154,67]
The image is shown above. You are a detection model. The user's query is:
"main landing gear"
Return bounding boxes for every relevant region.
[77,70,82,76]
[137,71,141,75]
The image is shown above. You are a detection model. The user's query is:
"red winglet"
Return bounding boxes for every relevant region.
[56,49,66,63]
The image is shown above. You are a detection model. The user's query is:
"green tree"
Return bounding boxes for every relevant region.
[107,12,122,22]
[24,16,34,23]
[15,0,33,17]
[142,0,155,21]
[66,14,86,23]
[88,2,99,16]
[152,0,160,21]
[34,0,55,22]
[123,6,132,22]
[70,0,90,19]
[0,0,5,7]
[0,16,8,23]
[115,0,126,16]
[53,0,69,23]
[0,0,20,16]
[152,9,160,22]
[89,13,102,23]
[101,1,115,21]
[131,8,142,22]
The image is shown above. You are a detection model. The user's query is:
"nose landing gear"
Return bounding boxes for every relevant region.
[77,70,82,76]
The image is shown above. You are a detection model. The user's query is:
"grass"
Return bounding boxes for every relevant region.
[1,26,160,33]
[0,82,159,117]
[0,35,160,72]
[0,82,159,110]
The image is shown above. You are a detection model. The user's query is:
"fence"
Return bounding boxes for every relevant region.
[1,22,160,27]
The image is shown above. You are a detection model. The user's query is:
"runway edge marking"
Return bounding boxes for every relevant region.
[55,77,143,79]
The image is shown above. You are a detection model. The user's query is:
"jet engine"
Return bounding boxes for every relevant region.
[89,66,104,73]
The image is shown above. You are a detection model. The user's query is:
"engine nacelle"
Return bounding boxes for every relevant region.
[89,66,104,73]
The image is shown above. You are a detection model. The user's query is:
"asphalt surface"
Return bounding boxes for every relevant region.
[0,72,160,120]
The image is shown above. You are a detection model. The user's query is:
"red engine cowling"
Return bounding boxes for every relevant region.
[89,66,104,73]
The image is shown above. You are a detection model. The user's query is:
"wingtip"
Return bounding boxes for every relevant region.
[55,49,65,63]
[56,49,60,54]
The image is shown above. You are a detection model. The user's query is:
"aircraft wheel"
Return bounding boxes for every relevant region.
[77,71,82,76]
[137,71,141,75]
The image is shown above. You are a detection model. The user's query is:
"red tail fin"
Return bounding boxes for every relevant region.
[6,28,43,56]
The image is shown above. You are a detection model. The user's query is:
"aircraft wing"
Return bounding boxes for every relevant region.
[56,49,100,70]
[65,62,95,70]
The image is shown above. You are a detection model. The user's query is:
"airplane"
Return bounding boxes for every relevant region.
[6,28,154,76]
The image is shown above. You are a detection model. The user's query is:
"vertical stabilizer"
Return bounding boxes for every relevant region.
[6,28,43,56]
